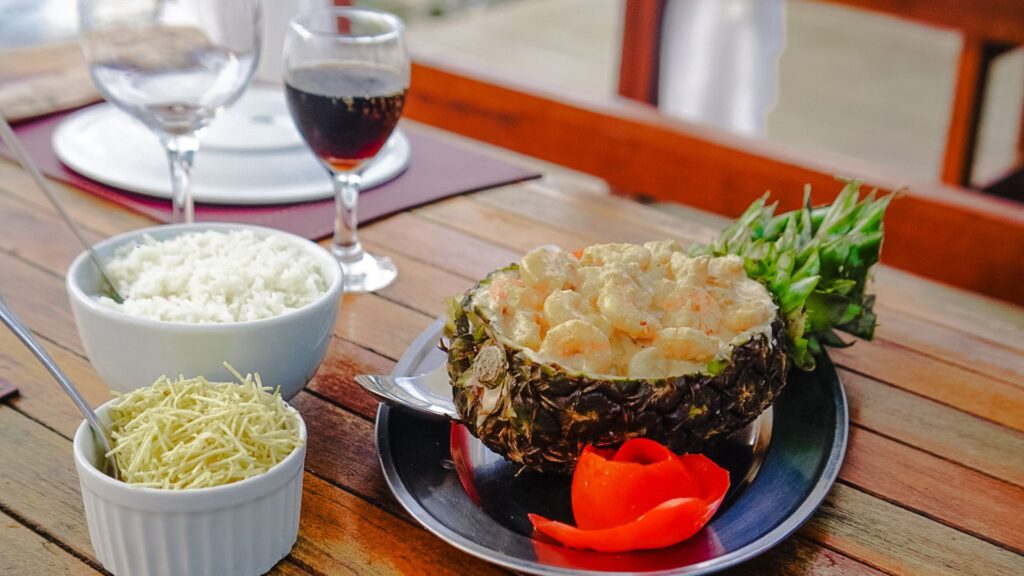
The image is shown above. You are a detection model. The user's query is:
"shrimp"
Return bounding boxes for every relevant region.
[543,289,586,329]
[669,253,710,283]
[628,346,669,378]
[643,240,683,268]
[722,300,772,333]
[505,283,543,314]
[580,243,651,270]
[508,310,542,350]
[662,285,722,334]
[654,327,719,363]
[597,274,660,339]
[487,275,512,304]
[539,319,614,374]
[609,331,644,374]
[484,275,544,336]
[519,247,579,293]
[652,278,677,304]
[720,281,775,333]
[709,255,746,281]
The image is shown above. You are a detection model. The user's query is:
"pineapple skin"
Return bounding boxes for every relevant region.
[445,277,789,474]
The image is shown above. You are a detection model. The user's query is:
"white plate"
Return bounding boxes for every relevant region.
[52,87,411,205]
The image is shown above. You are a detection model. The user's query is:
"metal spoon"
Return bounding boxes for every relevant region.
[355,365,458,419]
[0,295,119,479]
[0,115,123,303]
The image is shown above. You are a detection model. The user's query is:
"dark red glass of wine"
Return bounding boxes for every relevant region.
[284,7,409,292]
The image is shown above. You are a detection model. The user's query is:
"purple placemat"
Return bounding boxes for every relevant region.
[3,107,540,240]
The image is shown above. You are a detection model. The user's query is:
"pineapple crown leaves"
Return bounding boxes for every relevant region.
[690,179,893,371]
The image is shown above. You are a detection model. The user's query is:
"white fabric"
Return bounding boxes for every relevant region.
[658,0,785,136]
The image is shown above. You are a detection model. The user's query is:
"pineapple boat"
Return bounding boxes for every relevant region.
[444,181,891,473]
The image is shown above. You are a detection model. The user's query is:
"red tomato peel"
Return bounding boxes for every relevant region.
[571,441,699,530]
[531,439,729,552]
[679,453,730,501]
[610,437,673,464]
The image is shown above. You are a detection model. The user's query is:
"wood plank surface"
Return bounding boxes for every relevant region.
[2,166,1020,445]
[830,343,1024,431]
[289,392,403,516]
[0,406,99,561]
[0,329,877,576]
[0,161,155,234]
[0,509,101,576]
[0,403,504,576]
[841,369,1024,488]
[6,162,1023,357]
[1,328,112,439]
[1,111,1023,574]
[0,254,81,352]
[267,561,316,576]
[0,249,81,334]
[802,483,1024,576]
[295,473,505,576]
[722,536,887,576]
[871,303,1024,385]
[842,427,1024,552]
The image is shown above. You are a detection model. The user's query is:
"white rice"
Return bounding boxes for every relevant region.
[97,230,328,323]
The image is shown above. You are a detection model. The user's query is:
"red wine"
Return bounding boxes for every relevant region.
[285,63,407,171]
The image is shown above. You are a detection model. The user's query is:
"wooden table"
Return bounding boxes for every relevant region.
[1,121,1024,575]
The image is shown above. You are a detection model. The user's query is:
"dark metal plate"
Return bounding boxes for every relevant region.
[376,319,847,575]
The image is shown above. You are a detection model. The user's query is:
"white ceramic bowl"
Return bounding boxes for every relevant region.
[74,398,307,576]
[66,223,343,399]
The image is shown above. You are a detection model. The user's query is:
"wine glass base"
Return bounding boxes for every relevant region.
[334,249,397,293]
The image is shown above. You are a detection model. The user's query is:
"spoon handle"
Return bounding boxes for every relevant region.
[0,295,118,476]
[354,365,458,420]
[0,115,123,302]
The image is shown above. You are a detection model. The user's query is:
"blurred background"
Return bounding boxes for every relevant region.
[4,0,1022,193]
[2,0,1022,302]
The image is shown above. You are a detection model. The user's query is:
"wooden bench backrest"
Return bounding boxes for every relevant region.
[405,55,1024,305]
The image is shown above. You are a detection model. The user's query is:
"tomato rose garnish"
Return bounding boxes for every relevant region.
[529,439,729,552]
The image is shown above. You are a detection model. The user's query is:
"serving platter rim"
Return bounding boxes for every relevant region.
[375,317,848,575]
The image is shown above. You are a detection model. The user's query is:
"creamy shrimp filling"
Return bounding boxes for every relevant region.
[471,242,777,378]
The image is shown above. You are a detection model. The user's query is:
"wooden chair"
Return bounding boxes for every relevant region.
[618,0,1024,193]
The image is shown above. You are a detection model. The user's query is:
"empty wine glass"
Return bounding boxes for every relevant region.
[78,0,262,223]
[283,7,409,293]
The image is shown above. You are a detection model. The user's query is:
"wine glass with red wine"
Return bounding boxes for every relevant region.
[283,7,409,293]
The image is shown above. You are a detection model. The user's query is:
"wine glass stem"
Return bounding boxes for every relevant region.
[162,133,199,224]
[332,171,364,262]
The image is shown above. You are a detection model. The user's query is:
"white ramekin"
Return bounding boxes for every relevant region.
[66,222,344,399]
[73,398,307,576]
